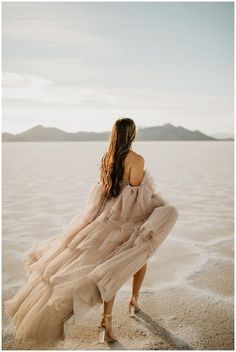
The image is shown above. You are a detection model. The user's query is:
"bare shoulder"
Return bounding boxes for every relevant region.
[126,150,144,162]
[129,152,145,187]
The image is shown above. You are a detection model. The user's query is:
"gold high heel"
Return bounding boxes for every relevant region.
[128,295,140,317]
[98,314,117,343]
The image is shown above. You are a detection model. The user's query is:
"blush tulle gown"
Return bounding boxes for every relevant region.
[3,168,178,343]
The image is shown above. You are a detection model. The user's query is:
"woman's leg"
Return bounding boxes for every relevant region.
[131,262,147,299]
[100,294,116,339]
[103,294,116,315]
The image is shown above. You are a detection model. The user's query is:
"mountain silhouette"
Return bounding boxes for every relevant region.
[2,123,227,142]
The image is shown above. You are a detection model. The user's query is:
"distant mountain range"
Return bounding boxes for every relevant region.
[2,123,234,142]
[209,132,234,140]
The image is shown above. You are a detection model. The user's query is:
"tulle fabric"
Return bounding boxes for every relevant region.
[3,168,178,343]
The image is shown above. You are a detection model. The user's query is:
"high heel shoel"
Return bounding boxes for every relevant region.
[128,295,140,317]
[98,314,117,343]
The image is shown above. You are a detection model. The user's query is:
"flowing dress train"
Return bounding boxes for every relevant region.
[4,168,179,343]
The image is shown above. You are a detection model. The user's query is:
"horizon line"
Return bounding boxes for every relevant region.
[2,123,234,137]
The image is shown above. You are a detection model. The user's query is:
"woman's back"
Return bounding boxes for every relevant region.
[123,150,145,187]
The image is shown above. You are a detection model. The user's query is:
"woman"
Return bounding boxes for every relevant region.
[98,117,147,342]
[4,117,178,345]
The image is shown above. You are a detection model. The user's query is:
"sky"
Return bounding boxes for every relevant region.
[2,1,234,135]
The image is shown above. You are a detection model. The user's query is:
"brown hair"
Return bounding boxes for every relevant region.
[99,117,136,200]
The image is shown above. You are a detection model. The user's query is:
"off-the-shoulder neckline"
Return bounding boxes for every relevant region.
[97,168,148,189]
[121,169,147,188]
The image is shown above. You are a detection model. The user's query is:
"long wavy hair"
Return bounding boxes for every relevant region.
[99,118,136,200]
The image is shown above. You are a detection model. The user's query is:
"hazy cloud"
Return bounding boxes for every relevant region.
[2,2,234,134]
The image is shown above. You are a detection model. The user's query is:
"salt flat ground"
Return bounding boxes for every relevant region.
[2,141,234,350]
